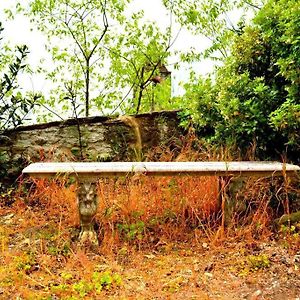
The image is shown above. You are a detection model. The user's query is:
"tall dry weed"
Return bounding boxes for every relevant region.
[11,134,299,252]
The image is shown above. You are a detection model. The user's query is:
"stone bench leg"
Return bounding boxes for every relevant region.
[219,176,247,228]
[77,181,99,245]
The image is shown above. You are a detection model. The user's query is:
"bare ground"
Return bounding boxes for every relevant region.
[1,207,300,300]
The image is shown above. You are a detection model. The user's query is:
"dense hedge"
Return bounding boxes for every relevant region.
[182,0,300,162]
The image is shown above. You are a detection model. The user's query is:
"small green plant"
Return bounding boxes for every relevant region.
[162,276,185,293]
[69,271,123,297]
[278,224,300,247]
[60,271,73,281]
[279,224,299,237]
[247,254,270,270]
[117,221,145,241]
[231,253,271,277]
[72,280,93,297]
[0,186,15,205]
[50,283,69,293]
[92,271,122,292]
[47,242,71,257]
[14,252,36,273]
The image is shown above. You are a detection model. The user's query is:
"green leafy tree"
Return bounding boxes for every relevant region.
[163,0,263,62]
[181,0,299,161]
[108,11,175,114]
[11,0,131,118]
[0,22,36,132]
[255,0,300,149]
[9,0,178,118]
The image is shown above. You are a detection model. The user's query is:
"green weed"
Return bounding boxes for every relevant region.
[247,254,270,270]
[72,280,93,297]
[117,221,145,241]
[92,271,122,292]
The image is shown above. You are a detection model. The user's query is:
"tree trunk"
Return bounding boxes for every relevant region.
[85,61,90,117]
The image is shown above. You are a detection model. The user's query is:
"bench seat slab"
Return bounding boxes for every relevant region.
[23,161,300,180]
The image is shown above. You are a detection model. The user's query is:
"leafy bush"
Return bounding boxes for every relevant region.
[0,22,36,132]
[181,0,300,161]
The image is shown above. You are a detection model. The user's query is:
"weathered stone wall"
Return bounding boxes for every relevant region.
[0,110,182,186]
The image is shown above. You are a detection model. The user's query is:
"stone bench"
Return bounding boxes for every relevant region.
[22,161,300,245]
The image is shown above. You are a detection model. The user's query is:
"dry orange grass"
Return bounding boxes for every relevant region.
[1,135,299,299]
[14,170,295,254]
[97,175,219,248]
[7,134,298,252]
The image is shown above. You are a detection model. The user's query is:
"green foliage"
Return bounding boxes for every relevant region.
[69,271,122,297]
[0,22,36,131]
[9,0,174,119]
[72,280,94,297]
[279,224,300,240]
[47,243,71,257]
[92,271,123,291]
[181,0,300,160]
[51,283,69,293]
[181,73,219,136]
[9,0,130,118]
[270,100,300,146]
[107,12,173,114]
[164,0,259,62]
[60,271,73,281]
[14,252,37,272]
[117,220,145,241]
[247,254,270,270]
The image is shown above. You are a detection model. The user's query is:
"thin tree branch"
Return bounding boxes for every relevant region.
[39,103,65,121]
[66,3,92,54]
[65,81,84,159]
[88,0,108,60]
[74,50,85,74]
[103,45,139,77]
[244,1,262,10]
[111,81,137,114]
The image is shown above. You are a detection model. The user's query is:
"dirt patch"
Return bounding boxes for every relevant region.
[1,207,300,300]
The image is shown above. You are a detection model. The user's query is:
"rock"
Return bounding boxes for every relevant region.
[204,272,213,278]
[0,213,15,225]
[204,262,215,272]
[274,211,300,226]
[250,289,262,300]
[202,242,209,249]
[294,255,300,263]
[0,135,12,145]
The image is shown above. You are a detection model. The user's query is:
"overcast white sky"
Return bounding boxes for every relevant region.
[0,0,214,97]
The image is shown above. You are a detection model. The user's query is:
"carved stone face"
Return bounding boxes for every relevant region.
[77,182,99,220]
[78,182,97,202]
